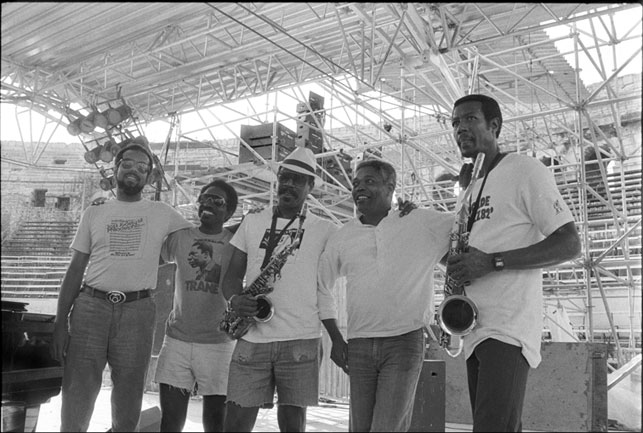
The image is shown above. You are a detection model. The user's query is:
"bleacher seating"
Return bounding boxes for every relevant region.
[2,220,78,257]
[1,217,77,297]
[558,169,641,221]
[1,256,71,298]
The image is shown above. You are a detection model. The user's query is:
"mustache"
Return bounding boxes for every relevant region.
[278,186,297,196]
[123,171,142,181]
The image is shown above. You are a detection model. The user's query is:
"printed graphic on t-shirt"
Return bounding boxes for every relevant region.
[472,195,494,223]
[184,238,225,294]
[259,228,305,251]
[106,217,145,258]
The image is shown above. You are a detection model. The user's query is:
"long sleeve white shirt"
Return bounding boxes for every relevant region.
[318,208,454,339]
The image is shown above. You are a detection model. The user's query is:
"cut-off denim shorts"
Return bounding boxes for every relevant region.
[154,335,236,396]
[226,338,322,408]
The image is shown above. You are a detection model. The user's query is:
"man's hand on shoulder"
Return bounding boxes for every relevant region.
[91,197,108,206]
[241,206,265,221]
[397,197,418,217]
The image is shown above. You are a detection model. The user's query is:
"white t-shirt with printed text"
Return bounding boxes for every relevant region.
[71,199,191,292]
[464,153,575,368]
[230,207,339,343]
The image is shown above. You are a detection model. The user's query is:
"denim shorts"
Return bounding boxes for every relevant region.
[154,335,236,396]
[226,338,322,408]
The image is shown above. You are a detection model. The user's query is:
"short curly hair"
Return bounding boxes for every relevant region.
[453,94,503,138]
[355,159,397,187]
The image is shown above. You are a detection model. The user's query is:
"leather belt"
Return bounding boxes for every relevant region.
[81,283,151,305]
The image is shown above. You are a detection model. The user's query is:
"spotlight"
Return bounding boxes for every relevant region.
[99,176,116,191]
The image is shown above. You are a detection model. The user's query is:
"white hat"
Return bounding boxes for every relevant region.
[279,147,319,179]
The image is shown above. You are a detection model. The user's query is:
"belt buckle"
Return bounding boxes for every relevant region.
[106,290,126,304]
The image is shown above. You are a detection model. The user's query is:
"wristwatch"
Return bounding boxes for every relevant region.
[492,253,505,271]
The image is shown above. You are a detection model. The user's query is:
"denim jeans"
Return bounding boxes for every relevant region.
[347,328,425,432]
[61,292,156,432]
[466,338,530,432]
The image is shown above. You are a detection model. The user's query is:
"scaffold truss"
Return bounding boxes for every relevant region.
[1,3,641,366]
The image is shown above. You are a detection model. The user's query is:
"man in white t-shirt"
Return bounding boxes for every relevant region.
[220,147,344,432]
[51,140,192,431]
[447,94,581,431]
[154,179,239,432]
[317,159,454,432]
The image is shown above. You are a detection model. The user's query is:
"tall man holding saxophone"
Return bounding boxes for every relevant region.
[447,94,581,431]
[220,147,343,432]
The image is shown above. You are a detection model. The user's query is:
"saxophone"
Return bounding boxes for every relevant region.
[219,205,307,339]
[436,153,485,357]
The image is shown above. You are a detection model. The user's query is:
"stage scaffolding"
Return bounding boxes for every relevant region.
[1,3,641,366]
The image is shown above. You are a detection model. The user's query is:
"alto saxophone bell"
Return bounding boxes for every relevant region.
[254,295,274,322]
[437,295,478,336]
[436,152,485,358]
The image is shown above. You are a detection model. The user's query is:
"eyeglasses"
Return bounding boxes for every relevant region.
[119,159,151,174]
[198,194,227,208]
[278,171,309,186]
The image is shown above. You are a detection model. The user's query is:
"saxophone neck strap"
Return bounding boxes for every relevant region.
[260,208,298,270]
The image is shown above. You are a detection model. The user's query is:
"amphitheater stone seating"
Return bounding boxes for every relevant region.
[2,219,78,257]
[1,214,78,296]
[1,256,70,298]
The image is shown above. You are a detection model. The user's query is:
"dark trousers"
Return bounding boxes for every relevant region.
[466,338,530,432]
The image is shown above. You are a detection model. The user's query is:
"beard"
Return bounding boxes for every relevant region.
[116,178,146,196]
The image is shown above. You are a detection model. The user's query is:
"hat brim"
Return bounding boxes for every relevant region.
[271,161,321,182]
[115,143,154,166]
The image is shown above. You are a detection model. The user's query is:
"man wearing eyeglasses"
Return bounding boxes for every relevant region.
[153,179,239,432]
[221,146,344,432]
[51,139,193,432]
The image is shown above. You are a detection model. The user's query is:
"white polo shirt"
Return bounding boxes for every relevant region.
[318,208,454,339]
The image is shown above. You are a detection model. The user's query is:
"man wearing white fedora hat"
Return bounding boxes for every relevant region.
[221,146,344,432]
